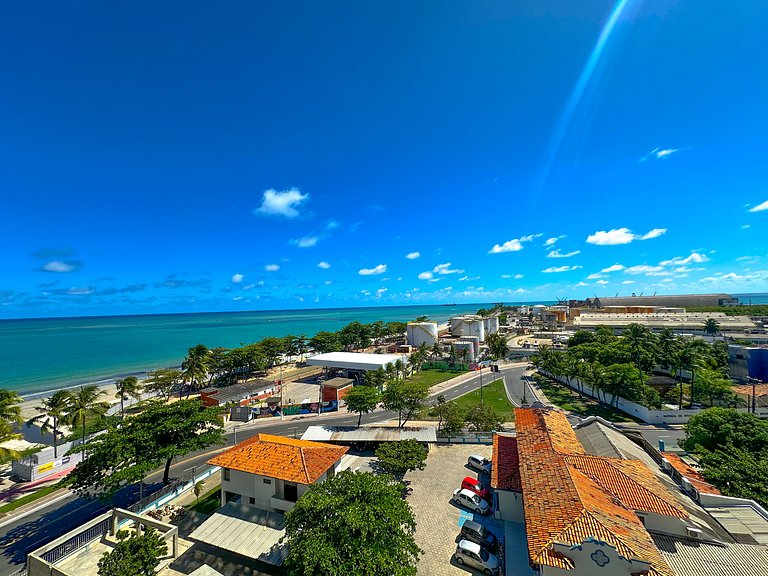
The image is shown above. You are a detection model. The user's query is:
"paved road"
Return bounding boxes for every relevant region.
[0,367,519,575]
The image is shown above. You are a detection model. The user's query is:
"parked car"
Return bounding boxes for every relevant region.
[454,539,500,575]
[453,488,490,514]
[467,454,491,474]
[461,476,490,501]
[460,519,499,553]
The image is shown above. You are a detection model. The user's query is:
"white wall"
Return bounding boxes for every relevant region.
[219,467,334,512]
[495,490,524,523]
[543,538,652,576]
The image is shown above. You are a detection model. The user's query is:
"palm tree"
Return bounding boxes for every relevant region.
[623,323,656,374]
[26,389,72,458]
[393,359,405,381]
[679,339,710,409]
[181,344,211,398]
[431,342,442,361]
[582,362,607,403]
[0,420,21,464]
[68,385,110,449]
[561,353,582,397]
[0,389,22,425]
[115,376,143,418]
[703,318,721,339]
[194,479,206,505]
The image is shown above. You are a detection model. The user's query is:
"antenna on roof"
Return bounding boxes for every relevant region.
[639,292,644,297]
[653,291,657,296]
[615,292,619,298]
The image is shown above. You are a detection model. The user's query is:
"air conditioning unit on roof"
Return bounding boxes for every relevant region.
[661,458,672,473]
[686,526,703,540]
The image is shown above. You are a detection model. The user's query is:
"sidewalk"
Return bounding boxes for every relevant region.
[0,466,73,504]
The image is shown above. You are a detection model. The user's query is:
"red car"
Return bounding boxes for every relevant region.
[461,476,490,501]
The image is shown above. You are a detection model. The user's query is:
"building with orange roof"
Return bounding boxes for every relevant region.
[208,433,348,513]
[661,452,722,499]
[493,407,705,576]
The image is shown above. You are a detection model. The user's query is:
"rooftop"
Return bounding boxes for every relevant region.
[652,534,768,576]
[306,351,405,371]
[320,377,355,389]
[490,434,520,491]
[663,453,721,495]
[207,433,348,484]
[732,384,768,398]
[301,425,436,443]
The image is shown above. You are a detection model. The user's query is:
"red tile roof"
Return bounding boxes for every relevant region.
[491,434,521,491]
[515,407,676,576]
[733,383,768,398]
[663,452,721,495]
[208,433,348,485]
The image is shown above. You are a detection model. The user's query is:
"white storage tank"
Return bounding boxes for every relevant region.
[406,322,439,348]
[453,341,476,362]
[483,316,500,336]
[464,335,480,356]
[450,316,468,336]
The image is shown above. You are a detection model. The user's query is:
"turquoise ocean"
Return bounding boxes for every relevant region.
[0,303,496,397]
[2,294,765,398]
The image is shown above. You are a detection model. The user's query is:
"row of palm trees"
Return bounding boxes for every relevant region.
[0,389,23,463]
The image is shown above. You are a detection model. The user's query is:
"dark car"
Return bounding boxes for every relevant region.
[460,519,499,553]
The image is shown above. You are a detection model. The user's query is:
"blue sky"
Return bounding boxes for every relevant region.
[1,0,767,318]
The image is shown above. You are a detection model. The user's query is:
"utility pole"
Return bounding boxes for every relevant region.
[479,364,484,405]
[279,364,284,420]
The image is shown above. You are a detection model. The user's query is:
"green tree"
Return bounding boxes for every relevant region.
[703,318,721,338]
[26,389,72,458]
[464,403,503,433]
[143,368,181,401]
[115,376,142,419]
[97,528,168,576]
[436,401,465,436]
[69,399,225,494]
[339,321,372,351]
[0,421,21,463]
[68,385,110,449]
[381,381,429,428]
[284,470,421,576]
[680,339,711,408]
[622,323,657,374]
[375,440,428,475]
[681,408,768,454]
[180,344,210,397]
[309,331,343,354]
[345,386,380,427]
[486,333,510,361]
[0,389,22,424]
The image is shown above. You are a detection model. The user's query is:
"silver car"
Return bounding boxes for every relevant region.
[467,454,491,474]
[454,539,500,575]
[453,488,490,515]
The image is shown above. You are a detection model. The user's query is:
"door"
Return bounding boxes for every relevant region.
[284,483,298,502]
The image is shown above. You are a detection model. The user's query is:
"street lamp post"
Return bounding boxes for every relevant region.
[479,364,483,405]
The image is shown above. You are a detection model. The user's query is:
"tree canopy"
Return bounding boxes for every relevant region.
[69,399,224,495]
[344,386,380,427]
[284,470,421,576]
[375,440,428,475]
[97,528,168,576]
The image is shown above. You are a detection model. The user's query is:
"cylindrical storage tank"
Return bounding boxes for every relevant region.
[464,335,480,356]
[465,319,485,342]
[483,317,499,336]
[453,341,475,362]
[450,316,467,336]
[532,305,546,316]
[406,322,438,348]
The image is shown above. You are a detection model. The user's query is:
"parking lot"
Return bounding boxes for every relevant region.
[405,443,503,576]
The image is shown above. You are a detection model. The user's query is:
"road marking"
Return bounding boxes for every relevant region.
[0,491,74,530]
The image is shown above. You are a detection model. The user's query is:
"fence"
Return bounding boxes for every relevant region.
[436,433,494,444]
[128,465,220,516]
[40,516,111,565]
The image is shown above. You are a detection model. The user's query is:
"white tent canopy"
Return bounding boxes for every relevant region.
[306,351,406,372]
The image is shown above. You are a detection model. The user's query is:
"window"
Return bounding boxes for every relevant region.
[223,468,230,481]
[249,497,255,505]
[263,478,272,484]
[284,483,298,502]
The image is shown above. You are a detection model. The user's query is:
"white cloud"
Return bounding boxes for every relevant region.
[433,262,464,275]
[547,249,581,258]
[622,280,635,284]
[256,187,309,218]
[586,227,667,245]
[640,147,688,162]
[459,275,480,281]
[66,286,94,295]
[514,274,524,279]
[265,264,280,272]
[659,252,709,266]
[587,273,604,280]
[317,261,331,269]
[324,280,333,285]
[501,274,511,279]
[359,264,387,276]
[575,282,589,287]
[748,200,768,213]
[601,264,625,273]
[624,265,664,275]
[544,236,565,247]
[515,288,526,293]
[542,265,583,273]
[231,273,244,283]
[42,261,77,273]
[742,224,751,229]
[595,279,609,285]
[488,234,539,254]
[406,252,421,260]
[376,287,388,297]
[292,236,318,248]
[418,272,433,280]
[640,228,667,240]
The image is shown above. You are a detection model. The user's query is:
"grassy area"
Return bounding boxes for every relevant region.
[532,375,639,423]
[0,483,62,514]
[408,369,462,389]
[421,378,516,422]
[187,485,221,515]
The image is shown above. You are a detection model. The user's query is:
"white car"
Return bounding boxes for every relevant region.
[454,539,500,575]
[453,488,490,514]
[467,454,491,474]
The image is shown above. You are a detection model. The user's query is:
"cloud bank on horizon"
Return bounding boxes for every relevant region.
[1,1,767,317]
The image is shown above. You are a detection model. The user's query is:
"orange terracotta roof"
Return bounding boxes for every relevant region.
[564,454,688,518]
[207,433,348,484]
[663,453,721,495]
[491,434,521,491]
[733,383,768,397]
[514,407,676,576]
